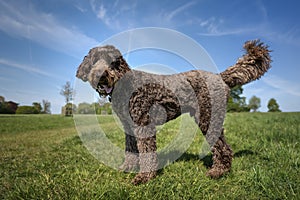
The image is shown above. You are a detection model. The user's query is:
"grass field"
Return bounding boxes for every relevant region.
[0,113,299,199]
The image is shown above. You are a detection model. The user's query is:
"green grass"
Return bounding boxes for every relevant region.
[0,113,299,199]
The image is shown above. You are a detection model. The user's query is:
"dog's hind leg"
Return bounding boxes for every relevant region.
[193,112,233,178]
[206,129,233,178]
[132,125,158,185]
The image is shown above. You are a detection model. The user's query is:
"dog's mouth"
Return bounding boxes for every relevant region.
[97,84,113,96]
[96,74,114,98]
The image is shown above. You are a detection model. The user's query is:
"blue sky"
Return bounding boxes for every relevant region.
[0,0,300,114]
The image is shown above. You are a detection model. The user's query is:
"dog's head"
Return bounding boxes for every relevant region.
[76,45,130,98]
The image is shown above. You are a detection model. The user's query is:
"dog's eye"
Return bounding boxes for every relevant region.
[111,58,121,69]
[101,71,108,77]
[99,74,108,86]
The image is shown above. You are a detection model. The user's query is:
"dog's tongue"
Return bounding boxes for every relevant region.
[103,85,113,94]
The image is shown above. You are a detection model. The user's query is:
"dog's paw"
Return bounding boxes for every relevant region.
[119,161,139,172]
[206,165,230,179]
[119,152,139,172]
[131,172,156,185]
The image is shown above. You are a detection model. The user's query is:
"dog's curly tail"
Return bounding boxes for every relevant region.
[220,40,272,88]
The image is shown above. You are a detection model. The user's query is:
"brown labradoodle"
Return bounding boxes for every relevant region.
[76,40,271,185]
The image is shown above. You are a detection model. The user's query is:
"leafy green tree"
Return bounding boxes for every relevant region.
[92,102,101,115]
[102,102,112,115]
[227,85,249,112]
[107,106,112,115]
[32,102,42,113]
[248,96,261,112]
[62,103,76,116]
[230,85,243,102]
[0,102,15,114]
[0,97,17,114]
[267,98,281,112]
[0,96,4,103]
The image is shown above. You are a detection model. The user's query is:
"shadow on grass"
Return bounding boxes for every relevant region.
[156,152,213,177]
[158,150,213,169]
[174,149,263,169]
[234,149,256,157]
[177,152,213,168]
[65,136,268,176]
[234,149,270,162]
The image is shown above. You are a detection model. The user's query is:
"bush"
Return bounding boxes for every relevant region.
[227,97,250,112]
[0,103,15,114]
[77,102,94,114]
[62,103,76,116]
[16,106,39,114]
[267,98,281,112]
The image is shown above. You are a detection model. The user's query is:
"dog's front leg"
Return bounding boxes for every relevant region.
[119,124,140,172]
[132,125,158,185]
[119,134,139,172]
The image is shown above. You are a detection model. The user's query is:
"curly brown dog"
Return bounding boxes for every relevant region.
[76,40,271,185]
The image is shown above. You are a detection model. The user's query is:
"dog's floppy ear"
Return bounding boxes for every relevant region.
[76,47,100,82]
[110,57,122,70]
[76,55,91,82]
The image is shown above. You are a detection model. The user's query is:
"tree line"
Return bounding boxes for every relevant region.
[16,100,51,114]
[59,82,281,116]
[65,102,112,115]
[0,96,51,114]
[60,81,112,115]
[227,86,281,112]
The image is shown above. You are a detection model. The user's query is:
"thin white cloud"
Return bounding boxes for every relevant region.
[74,4,87,13]
[0,58,59,79]
[195,1,300,47]
[0,1,99,58]
[265,27,300,47]
[199,26,257,37]
[90,0,124,30]
[262,75,300,97]
[195,16,259,37]
[90,0,108,23]
[165,1,197,21]
[97,4,107,21]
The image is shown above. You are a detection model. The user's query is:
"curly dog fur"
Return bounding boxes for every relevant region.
[76,40,271,185]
